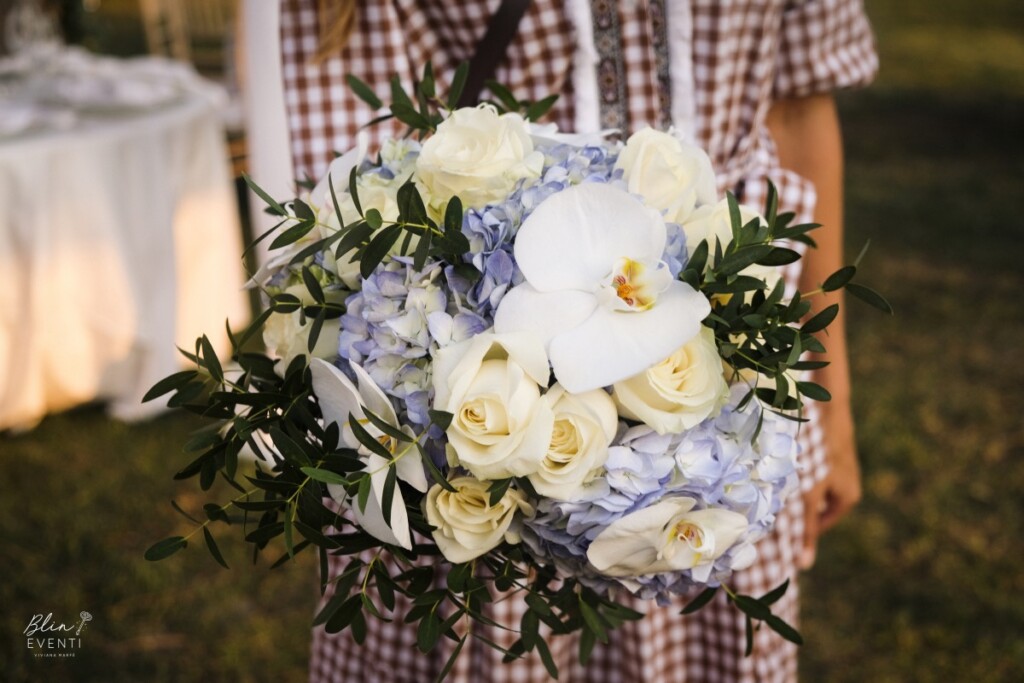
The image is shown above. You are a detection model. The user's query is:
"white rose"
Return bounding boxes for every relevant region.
[332,172,403,231]
[681,199,782,293]
[587,497,748,581]
[321,172,413,290]
[415,104,544,213]
[307,135,368,213]
[432,331,553,480]
[424,475,534,563]
[615,127,717,225]
[263,284,343,375]
[527,385,618,501]
[613,326,729,434]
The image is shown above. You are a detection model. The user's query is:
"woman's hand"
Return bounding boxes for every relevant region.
[800,395,861,569]
[767,93,862,568]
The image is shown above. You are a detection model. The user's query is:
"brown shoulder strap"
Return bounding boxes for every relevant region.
[456,0,532,108]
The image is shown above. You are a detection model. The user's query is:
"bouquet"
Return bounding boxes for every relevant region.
[146,65,890,677]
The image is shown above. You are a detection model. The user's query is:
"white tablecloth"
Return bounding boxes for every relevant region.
[0,92,249,430]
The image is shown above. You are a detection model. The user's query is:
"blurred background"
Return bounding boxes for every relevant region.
[1,0,1022,681]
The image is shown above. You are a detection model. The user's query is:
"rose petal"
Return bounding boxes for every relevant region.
[432,332,550,409]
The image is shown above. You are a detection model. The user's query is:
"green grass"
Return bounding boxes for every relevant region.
[0,408,317,682]
[798,2,1024,680]
[3,1,1023,680]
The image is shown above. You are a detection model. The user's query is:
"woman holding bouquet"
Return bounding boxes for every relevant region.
[268,1,878,680]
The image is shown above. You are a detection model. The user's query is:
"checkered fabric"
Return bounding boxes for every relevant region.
[283,1,877,680]
[280,0,577,183]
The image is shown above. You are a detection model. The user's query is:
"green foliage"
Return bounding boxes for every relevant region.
[135,59,902,678]
[686,182,891,423]
[7,3,1023,677]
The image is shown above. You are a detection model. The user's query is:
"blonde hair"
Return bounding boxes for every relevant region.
[316,0,358,61]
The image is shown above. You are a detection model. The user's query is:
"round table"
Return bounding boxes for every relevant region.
[0,92,249,430]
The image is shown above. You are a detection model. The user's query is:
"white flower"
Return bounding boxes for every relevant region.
[309,359,428,550]
[415,104,544,212]
[262,284,343,375]
[613,326,729,434]
[424,475,534,563]
[528,121,615,148]
[432,332,554,480]
[615,127,717,224]
[378,137,421,167]
[527,385,618,501]
[321,179,403,289]
[493,183,711,393]
[309,137,422,289]
[307,134,369,213]
[587,497,749,579]
[319,170,418,290]
[681,199,782,294]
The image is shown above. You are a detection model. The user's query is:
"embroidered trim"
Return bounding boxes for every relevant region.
[648,0,672,130]
[590,0,628,131]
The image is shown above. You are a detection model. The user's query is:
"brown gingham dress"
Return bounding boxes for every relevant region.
[279,1,877,680]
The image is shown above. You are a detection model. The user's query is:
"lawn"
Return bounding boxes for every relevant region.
[799,1,1024,680]
[2,1,1022,681]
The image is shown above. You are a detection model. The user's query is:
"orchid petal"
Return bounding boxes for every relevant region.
[493,284,596,351]
[366,453,412,549]
[548,282,711,392]
[328,453,412,550]
[310,359,363,448]
[396,449,429,492]
[513,184,667,292]
[325,481,409,549]
[587,498,696,576]
[348,360,399,426]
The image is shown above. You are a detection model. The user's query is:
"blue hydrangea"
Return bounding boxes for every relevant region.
[521,392,799,603]
[300,129,801,602]
[337,260,447,420]
[452,141,627,320]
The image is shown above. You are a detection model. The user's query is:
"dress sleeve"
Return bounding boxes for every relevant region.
[773,0,879,99]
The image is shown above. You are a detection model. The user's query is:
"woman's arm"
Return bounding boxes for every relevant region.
[766,93,861,569]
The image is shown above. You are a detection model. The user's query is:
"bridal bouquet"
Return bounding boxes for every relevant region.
[146,66,889,677]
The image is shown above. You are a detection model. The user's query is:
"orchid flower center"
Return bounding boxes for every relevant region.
[675,521,706,550]
[599,257,672,312]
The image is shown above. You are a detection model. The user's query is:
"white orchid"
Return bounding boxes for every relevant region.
[587,497,749,583]
[309,358,428,550]
[494,183,711,393]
